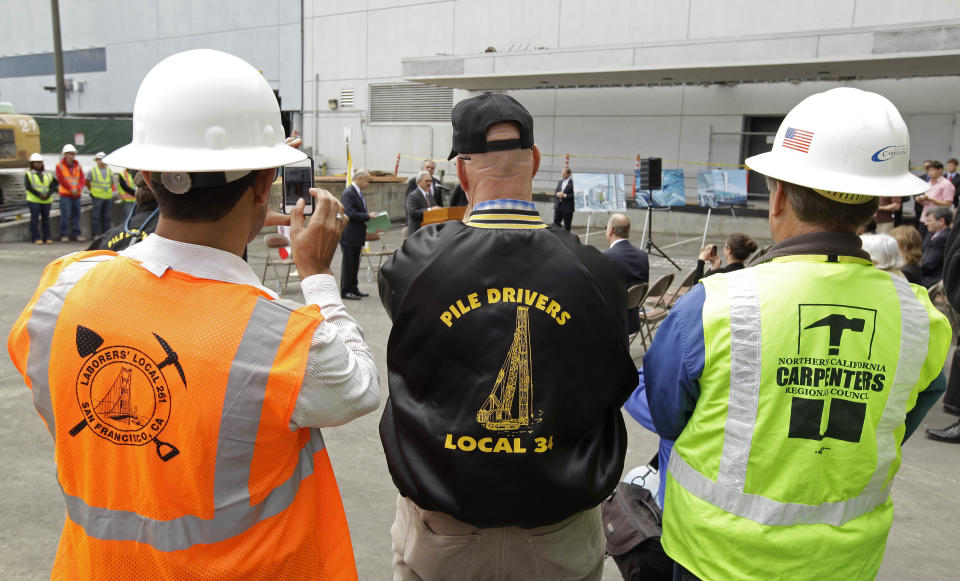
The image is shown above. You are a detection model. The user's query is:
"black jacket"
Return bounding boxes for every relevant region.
[603,240,649,334]
[943,224,960,309]
[922,227,950,288]
[448,184,468,207]
[340,184,371,247]
[554,177,574,213]
[86,203,159,251]
[405,188,436,236]
[379,209,636,528]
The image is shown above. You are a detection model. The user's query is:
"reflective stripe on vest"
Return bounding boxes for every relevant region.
[668,269,930,527]
[21,256,329,551]
[27,171,54,204]
[89,166,114,199]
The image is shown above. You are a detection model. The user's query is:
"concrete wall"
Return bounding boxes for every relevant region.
[0,0,302,115]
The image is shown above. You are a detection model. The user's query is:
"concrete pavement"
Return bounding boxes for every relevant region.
[0,225,957,580]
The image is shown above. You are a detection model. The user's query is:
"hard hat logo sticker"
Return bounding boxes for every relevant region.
[70,325,185,462]
[871,145,907,163]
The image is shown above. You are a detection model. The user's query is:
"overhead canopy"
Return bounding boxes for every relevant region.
[403,23,960,90]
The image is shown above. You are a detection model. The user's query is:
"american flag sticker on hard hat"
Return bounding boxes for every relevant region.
[782,127,814,153]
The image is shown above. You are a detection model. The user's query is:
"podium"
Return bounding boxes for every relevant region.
[421,206,466,226]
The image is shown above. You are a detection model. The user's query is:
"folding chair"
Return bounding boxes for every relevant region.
[363,231,394,282]
[626,283,649,346]
[638,273,675,348]
[261,230,297,294]
[928,281,960,334]
[663,267,699,310]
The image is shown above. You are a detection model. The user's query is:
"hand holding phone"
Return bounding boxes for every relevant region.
[288,188,347,278]
[282,157,315,215]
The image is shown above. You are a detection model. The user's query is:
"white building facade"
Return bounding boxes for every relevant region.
[3,1,960,195]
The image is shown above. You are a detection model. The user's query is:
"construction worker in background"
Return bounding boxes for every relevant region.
[118,167,137,222]
[24,153,57,244]
[86,151,117,238]
[642,88,951,580]
[56,143,85,242]
[7,48,378,579]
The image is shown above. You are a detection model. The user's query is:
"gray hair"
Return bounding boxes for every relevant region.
[929,205,953,226]
[860,234,902,271]
[416,170,432,184]
[354,168,371,180]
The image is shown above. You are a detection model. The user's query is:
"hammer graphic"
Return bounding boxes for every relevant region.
[805,314,865,356]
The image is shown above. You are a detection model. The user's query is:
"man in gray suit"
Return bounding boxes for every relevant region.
[405,170,441,236]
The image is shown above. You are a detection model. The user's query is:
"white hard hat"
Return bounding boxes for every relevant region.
[104,49,304,175]
[94,151,106,159]
[29,153,43,162]
[746,88,928,201]
[62,144,77,154]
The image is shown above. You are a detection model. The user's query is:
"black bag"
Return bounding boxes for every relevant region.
[601,459,673,580]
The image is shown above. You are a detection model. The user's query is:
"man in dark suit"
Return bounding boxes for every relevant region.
[602,213,649,334]
[947,158,960,207]
[553,167,575,230]
[921,205,952,288]
[339,169,379,299]
[406,160,445,206]
[406,171,441,236]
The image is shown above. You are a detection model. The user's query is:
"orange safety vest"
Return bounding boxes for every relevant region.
[7,251,357,580]
[58,159,83,198]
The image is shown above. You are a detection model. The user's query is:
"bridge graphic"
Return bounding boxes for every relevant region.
[94,366,147,427]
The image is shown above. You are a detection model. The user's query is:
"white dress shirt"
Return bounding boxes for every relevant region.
[121,234,380,428]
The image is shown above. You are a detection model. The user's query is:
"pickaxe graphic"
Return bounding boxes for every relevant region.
[69,325,183,462]
[804,314,865,356]
[153,332,187,388]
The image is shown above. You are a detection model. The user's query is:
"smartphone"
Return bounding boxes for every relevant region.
[709,244,718,258]
[282,157,315,215]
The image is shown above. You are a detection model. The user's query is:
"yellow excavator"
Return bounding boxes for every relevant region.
[0,102,42,203]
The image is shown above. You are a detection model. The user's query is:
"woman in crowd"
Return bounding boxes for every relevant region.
[695,232,758,283]
[860,233,903,276]
[890,225,923,285]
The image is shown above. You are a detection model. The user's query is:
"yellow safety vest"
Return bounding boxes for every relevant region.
[89,165,114,200]
[663,255,950,580]
[26,171,54,204]
[119,170,136,202]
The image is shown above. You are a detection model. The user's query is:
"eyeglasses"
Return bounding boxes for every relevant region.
[456,154,471,161]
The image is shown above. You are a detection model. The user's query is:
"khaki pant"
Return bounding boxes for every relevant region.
[391,495,604,581]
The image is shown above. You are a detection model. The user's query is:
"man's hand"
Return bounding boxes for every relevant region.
[289,188,347,278]
[264,209,291,227]
[429,206,441,211]
[369,211,380,219]
[556,192,565,198]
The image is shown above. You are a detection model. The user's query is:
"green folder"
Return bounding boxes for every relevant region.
[367,211,391,232]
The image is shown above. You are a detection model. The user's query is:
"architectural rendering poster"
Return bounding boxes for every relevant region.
[634,169,686,207]
[574,173,627,212]
[697,169,748,207]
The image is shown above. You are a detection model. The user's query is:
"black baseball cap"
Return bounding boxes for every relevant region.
[447,93,534,160]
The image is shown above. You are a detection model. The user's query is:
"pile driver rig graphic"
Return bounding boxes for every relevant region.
[477,306,534,431]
